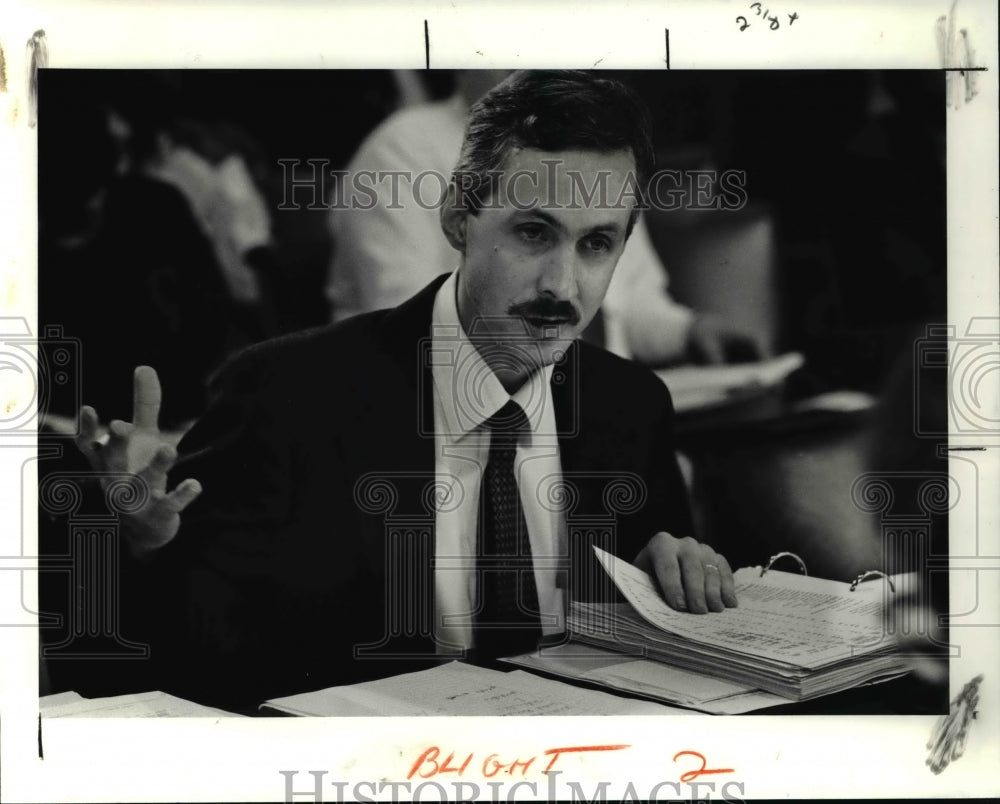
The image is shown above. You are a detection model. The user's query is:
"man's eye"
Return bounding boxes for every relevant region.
[582,236,612,254]
[516,224,548,243]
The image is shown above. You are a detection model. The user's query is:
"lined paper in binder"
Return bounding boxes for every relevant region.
[562,547,910,702]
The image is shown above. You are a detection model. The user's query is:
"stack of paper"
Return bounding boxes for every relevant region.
[568,549,908,701]
[503,643,788,714]
[262,660,689,716]
[656,352,804,414]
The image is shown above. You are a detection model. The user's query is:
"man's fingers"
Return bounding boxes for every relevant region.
[640,534,687,611]
[651,551,686,611]
[76,406,101,464]
[717,555,738,608]
[133,366,162,432]
[697,544,727,612]
[702,564,724,612]
[121,479,200,557]
[137,445,177,494]
[103,419,134,474]
[679,547,709,614]
[159,479,202,515]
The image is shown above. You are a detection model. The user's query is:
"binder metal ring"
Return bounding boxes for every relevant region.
[849,570,896,593]
[759,551,808,577]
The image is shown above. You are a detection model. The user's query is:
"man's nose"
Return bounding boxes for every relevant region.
[535,245,578,300]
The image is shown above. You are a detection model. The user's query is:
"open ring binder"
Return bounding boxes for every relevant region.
[573,546,912,704]
[758,552,896,594]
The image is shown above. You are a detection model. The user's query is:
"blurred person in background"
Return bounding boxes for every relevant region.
[144,117,276,330]
[38,73,277,430]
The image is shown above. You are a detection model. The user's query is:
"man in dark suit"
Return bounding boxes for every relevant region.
[77,71,737,710]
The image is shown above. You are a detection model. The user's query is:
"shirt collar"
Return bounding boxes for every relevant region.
[431,271,554,443]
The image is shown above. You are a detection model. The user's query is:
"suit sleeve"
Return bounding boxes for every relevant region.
[146,351,356,709]
[638,379,696,547]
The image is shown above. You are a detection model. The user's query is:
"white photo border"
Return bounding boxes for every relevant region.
[1,1,998,801]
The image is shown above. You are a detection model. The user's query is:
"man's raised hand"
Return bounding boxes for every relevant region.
[76,366,201,557]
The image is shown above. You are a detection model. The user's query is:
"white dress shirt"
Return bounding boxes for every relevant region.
[430,271,567,652]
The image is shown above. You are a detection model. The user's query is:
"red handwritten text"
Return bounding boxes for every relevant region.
[673,750,735,783]
[407,744,631,780]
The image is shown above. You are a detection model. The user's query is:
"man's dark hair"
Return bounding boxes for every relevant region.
[451,70,654,231]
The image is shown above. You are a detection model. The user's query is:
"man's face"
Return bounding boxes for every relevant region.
[454,147,637,386]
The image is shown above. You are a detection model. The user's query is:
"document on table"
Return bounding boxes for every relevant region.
[503,644,787,714]
[39,690,243,718]
[656,352,804,413]
[593,548,893,669]
[38,690,85,708]
[262,661,692,716]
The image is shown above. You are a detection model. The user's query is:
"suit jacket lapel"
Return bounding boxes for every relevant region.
[338,275,448,659]
[551,341,650,601]
[552,339,591,474]
[349,272,449,539]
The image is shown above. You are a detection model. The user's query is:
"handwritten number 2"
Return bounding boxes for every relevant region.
[736,15,750,31]
[674,751,735,783]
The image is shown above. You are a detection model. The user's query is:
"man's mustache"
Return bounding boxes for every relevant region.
[508,298,581,327]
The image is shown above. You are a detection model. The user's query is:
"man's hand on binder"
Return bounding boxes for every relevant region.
[635,532,738,613]
[76,366,202,558]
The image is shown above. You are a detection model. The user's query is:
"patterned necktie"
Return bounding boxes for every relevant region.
[473,400,542,658]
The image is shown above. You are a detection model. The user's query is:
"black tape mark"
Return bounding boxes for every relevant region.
[424,19,430,70]
[947,446,987,451]
[664,29,670,69]
[936,4,983,106]
[27,29,48,128]
[38,713,44,759]
[927,673,983,774]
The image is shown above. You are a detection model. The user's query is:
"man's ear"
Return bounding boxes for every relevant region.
[439,182,468,252]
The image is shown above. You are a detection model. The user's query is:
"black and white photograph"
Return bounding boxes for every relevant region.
[1,2,998,802]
